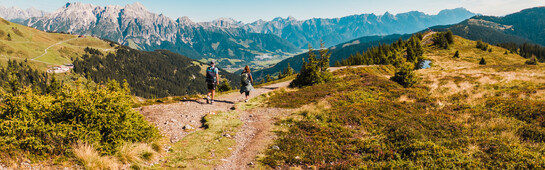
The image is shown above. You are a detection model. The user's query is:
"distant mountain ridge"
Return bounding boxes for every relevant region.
[10,2,477,70]
[241,8,476,48]
[23,2,300,67]
[0,5,48,21]
[431,7,545,46]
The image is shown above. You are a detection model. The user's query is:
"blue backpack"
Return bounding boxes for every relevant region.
[206,67,217,83]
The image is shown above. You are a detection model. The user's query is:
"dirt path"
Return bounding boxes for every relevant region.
[139,66,363,169]
[31,37,77,61]
[139,81,291,143]
[215,107,293,169]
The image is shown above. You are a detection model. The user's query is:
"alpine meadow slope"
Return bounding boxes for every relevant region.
[0,17,116,68]
[260,33,545,169]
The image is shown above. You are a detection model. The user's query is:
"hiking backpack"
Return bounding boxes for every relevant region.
[206,67,217,83]
[241,72,250,86]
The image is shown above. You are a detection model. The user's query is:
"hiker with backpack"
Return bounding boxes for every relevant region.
[240,65,254,102]
[206,61,219,104]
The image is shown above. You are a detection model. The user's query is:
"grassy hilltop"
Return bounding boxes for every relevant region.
[260,34,545,168]
[0,17,116,70]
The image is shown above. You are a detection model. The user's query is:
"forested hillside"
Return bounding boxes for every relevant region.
[252,34,413,80]
[431,7,545,46]
[73,47,240,98]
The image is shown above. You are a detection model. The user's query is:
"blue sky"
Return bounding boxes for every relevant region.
[1,0,544,23]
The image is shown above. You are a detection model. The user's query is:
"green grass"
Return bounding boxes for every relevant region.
[0,18,116,68]
[262,35,545,168]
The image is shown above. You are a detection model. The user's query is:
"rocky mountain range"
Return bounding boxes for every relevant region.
[23,2,300,68]
[241,8,476,48]
[13,2,475,69]
[0,6,48,21]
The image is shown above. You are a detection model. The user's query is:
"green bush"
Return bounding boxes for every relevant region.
[217,80,232,92]
[390,63,417,88]
[0,80,160,157]
[476,40,489,51]
[525,56,539,65]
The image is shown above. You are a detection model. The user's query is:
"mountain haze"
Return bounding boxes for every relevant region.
[0,6,48,21]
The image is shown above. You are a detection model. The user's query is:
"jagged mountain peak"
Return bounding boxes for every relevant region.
[0,5,48,20]
[207,17,243,27]
[124,2,147,11]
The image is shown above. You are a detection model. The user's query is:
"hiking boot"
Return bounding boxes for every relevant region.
[206,96,211,104]
[245,99,248,103]
[211,100,214,104]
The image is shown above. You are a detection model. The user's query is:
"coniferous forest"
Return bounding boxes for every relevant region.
[498,42,545,62]
[73,47,240,98]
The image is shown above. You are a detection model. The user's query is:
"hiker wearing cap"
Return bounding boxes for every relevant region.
[205,61,219,104]
[240,65,254,102]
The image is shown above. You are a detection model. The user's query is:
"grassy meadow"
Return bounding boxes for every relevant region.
[0,17,116,70]
[261,35,545,169]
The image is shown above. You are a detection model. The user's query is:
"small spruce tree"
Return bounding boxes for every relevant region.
[479,57,487,65]
[453,50,460,58]
[390,62,417,88]
[334,60,341,67]
[290,43,333,88]
[446,30,454,44]
[266,74,272,83]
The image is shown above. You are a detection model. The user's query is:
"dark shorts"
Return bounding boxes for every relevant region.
[244,91,250,96]
[207,83,216,90]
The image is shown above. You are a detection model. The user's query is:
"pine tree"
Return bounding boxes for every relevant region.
[318,41,330,72]
[479,57,487,65]
[390,62,417,88]
[6,33,11,41]
[290,43,333,88]
[446,30,454,44]
[334,60,341,67]
[266,74,272,83]
[453,50,460,58]
[278,71,284,79]
[407,35,423,63]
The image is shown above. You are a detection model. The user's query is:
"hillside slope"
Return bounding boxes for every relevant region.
[431,7,545,46]
[0,17,116,69]
[259,34,545,168]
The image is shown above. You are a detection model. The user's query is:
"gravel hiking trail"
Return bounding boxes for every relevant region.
[138,66,364,169]
[138,81,291,143]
